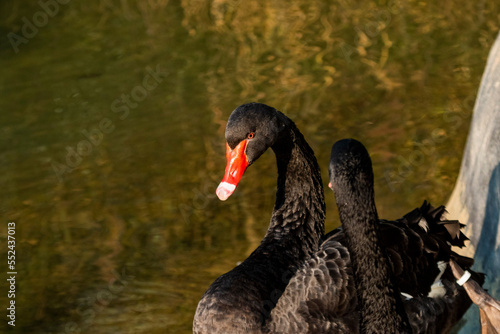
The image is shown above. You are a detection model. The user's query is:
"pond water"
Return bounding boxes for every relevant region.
[0,1,499,333]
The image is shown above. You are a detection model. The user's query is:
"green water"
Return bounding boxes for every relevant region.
[0,1,499,333]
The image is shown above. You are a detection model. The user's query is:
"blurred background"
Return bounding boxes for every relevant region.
[0,0,499,333]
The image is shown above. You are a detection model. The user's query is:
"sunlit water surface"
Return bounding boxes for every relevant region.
[0,1,499,333]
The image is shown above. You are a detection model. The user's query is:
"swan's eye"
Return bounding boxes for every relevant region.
[247,132,255,139]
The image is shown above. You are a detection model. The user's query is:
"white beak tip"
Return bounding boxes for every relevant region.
[216,182,236,201]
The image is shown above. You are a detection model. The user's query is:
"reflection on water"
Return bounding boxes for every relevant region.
[0,1,498,333]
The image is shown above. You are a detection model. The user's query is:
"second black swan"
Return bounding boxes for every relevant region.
[329,139,484,333]
[329,139,412,333]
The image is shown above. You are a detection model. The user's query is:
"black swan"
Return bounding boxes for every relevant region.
[194,102,339,333]
[329,139,412,333]
[193,103,477,333]
[328,138,482,333]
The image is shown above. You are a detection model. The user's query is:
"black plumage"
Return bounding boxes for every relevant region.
[328,138,481,333]
[193,104,477,334]
[329,139,412,333]
[194,103,330,333]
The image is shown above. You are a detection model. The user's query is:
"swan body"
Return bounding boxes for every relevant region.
[329,139,412,333]
[329,138,481,333]
[194,103,329,333]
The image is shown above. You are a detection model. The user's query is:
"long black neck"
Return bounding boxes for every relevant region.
[237,115,325,322]
[265,115,325,254]
[336,180,411,334]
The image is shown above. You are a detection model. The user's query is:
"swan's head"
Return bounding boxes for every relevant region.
[216,102,286,201]
[328,138,374,194]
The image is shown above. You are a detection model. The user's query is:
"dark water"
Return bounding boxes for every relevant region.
[0,1,499,333]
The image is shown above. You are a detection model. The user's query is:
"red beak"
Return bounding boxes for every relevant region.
[216,141,249,200]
